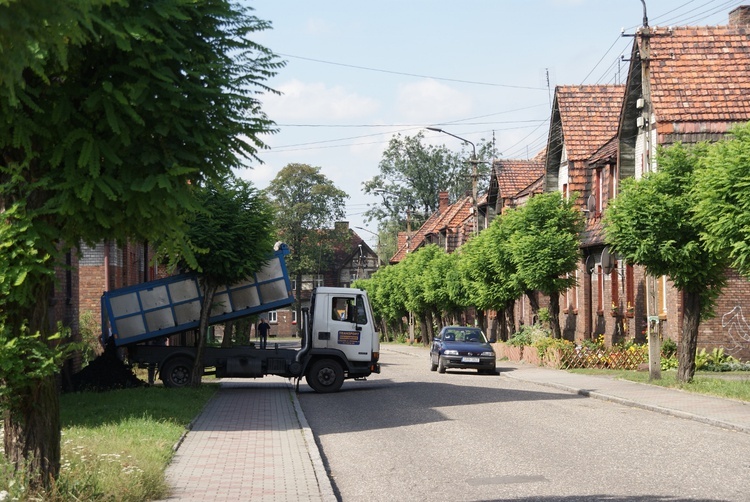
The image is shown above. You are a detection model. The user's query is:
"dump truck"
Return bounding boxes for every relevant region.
[100,244,380,392]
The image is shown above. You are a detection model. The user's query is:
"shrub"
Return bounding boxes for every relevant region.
[508,324,551,347]
[79,310,104,365]
[661,338,677,358]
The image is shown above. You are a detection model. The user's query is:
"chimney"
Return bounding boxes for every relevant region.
[729,6,750,27]
[438,191,449,213]
[334,221,349,232]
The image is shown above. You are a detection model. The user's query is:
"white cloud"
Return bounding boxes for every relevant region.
[263,80,380,121]
[396,79,473,122]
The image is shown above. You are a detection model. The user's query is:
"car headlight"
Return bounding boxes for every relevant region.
[443,350,459,356]
[481,351,495,357]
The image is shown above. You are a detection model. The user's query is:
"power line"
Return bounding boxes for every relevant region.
[277,52,547,91]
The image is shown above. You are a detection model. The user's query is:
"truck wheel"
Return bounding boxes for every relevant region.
[305,359,344,393]
[161,357,193,388]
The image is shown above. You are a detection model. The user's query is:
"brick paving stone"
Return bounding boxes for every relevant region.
[159,378,334,502]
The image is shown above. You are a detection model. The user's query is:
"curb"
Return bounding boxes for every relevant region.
[290,385,337,501]
[501,372,750,435]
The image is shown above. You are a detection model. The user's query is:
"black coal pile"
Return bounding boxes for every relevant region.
[67,342,145,392]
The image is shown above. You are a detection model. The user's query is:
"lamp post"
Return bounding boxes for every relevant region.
[354,226,382,267]
[426,127,480,235]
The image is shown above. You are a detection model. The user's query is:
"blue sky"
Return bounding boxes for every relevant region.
[239,0,744,247]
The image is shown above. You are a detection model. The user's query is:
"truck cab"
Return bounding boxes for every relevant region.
[302,287,380,392]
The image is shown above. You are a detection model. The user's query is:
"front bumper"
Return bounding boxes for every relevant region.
[440,356,496,370]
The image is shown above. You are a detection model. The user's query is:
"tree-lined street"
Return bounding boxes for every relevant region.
[299,345,750,501]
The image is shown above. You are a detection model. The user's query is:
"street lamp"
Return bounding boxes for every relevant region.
[426,127,480,235]
[354,226,382,267]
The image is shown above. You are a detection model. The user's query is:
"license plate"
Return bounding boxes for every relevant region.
[461,357,480,363]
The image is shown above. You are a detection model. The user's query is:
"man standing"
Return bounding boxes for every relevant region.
[257,317,271,349]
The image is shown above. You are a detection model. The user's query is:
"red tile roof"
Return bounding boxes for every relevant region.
[389,195,473,263]
[493,158,545,200]
[646,25,750,129]
[556,85,625,161]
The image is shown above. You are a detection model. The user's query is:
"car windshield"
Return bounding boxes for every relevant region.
[442,329,486,343]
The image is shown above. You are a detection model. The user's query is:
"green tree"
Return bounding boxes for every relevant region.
[459,218,522,341]
[399,245,445,344]
[504,192,584,339]
[605,143,728,382]
[0,0,281,488]
[363,132,495,227]
[184,177,275,386]
[265,164,348,332]
[693,123,750,277]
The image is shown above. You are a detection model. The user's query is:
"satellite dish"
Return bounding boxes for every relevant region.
[586,194,597,215]
[601,247,614,275]
[585,254,596,275]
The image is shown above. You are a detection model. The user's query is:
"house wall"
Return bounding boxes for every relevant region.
[698,269,750,361]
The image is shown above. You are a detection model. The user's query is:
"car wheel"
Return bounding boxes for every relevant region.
[430,355,438,371]
[437,356,446,374]
[306,359,344,393]
[160,357,193,388]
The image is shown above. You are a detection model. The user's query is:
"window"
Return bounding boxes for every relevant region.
[301,274,325,291]
[564,271,578,314]
[594,168,603,216]
[331,296,368,324]
[268,310,278,323]
[292,310,297,325]
[626,264,634,316]
[657,276,668,318]
[611,260,619,312]
[608,163,618,201]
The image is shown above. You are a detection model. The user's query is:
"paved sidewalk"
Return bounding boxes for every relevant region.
[160,378,335,502]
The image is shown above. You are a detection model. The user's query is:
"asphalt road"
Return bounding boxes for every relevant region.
[298,344,750,502]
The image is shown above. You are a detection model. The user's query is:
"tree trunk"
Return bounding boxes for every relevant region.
[221,321,234,347]
[192,282,219,387]
[418,315,428,345]
[677,290,702,383]
[4,375,61,491]
[549,293,562,339]
[4,275,60,490]
[506,299,517,337]
[476,309,486,332]
[489,314,498,342]
[525,290,539,318]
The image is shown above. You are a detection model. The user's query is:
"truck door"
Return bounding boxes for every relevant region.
[326,294,372,362]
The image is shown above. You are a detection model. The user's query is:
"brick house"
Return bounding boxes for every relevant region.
[542,85,625,345]
[534,6,750,360]
[389,191,474,264]
[607,6,750,360]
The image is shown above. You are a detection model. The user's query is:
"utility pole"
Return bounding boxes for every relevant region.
[639,0,661,381]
